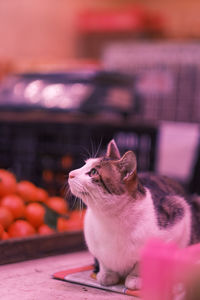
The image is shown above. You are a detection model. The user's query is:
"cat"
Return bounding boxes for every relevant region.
[68,139,200,290]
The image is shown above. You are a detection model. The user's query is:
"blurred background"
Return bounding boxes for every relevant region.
[0,0,200,201]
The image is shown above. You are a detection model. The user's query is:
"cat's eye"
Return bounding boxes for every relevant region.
[89,168,98,176]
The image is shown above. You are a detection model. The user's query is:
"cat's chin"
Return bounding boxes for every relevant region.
[69,185,79,198]
[80,191,90,196]
[69,186,89,200]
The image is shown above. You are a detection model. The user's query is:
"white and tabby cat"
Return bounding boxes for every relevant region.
[68,140,200,290]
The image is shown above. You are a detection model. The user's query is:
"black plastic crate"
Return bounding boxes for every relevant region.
[0,119,158,201]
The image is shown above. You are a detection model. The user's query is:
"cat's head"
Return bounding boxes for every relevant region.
[68,140,141,209]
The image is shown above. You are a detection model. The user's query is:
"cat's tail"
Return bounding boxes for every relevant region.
[189,194,200,244]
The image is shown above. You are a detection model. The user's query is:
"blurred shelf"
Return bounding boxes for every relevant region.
[0,110,158,128]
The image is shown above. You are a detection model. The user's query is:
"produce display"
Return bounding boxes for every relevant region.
[0,169,85,240]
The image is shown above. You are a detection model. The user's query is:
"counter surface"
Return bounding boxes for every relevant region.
[0,250,134,300]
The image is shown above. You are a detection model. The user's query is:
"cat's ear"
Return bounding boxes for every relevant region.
[118,151,137,182]
[106,139,121,160]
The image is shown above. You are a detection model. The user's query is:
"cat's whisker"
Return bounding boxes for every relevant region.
[80,145,92,161]
[80,196,84,212]
[81,200,84,213]
[70,196,76,210]
[73,196,80,210]
[63,179,71,194]
[82,200,85,212]
[79,198,82,212]
[94,137,103,158]
[90,139,96,158]
[64,186,71,200]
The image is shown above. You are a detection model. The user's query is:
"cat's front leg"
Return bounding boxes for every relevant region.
[97,262,120,286]
[125,263,141,290]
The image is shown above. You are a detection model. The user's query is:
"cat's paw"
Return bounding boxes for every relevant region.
[97,270,120,286]
[125,275,141,290]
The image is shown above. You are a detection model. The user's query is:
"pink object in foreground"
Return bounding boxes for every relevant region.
[141,239,200,300]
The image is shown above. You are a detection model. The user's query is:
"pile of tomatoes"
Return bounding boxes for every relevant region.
[0,169,85,240]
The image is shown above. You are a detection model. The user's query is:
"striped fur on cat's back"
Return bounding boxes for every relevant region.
[68,140,200,290]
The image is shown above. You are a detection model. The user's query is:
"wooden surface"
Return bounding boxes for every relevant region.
[0,251,136,300]
[0,231,85,265]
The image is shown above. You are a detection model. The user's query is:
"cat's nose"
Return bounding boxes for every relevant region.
[69,171,75,179]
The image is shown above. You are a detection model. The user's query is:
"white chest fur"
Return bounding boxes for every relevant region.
[84,190,159,276]
[84,189,192,277]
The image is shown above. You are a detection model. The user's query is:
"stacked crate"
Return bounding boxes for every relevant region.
[103,42,200,123]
